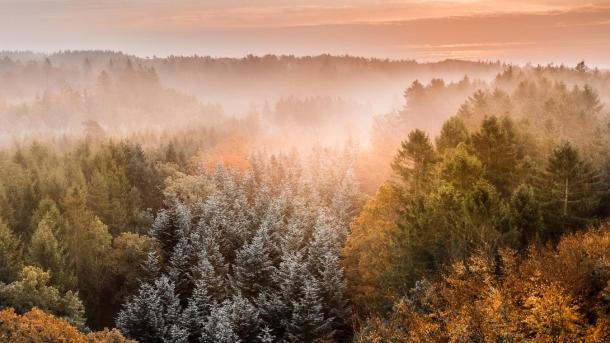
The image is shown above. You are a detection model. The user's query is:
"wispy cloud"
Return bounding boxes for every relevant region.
[1,1,610,66]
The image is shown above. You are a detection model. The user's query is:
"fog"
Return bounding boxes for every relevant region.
[0,51,507,148]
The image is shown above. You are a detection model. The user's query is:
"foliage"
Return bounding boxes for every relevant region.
[118,152,361,342]
[0,307,134,342]
[0,266,86,329]
[357,224,610,342]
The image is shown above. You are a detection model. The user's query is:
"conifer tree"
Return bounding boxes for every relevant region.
[116,275,187,343]
[284,278,331,342]
[233,227,275,297]
[540,142,600,236]
[149,197,191,263]
[470,116,522,197]
[27,213,74,290]
[0,219,23,283]
[509,184,543,246]
[392,129,437,193]
[436,116,469,154]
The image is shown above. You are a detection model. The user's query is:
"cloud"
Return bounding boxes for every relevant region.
[1,1,610,66]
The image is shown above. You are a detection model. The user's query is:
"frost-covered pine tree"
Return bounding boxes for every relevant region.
[149,197,192,262]
[116,275,188,343]
[201,293,261,342]
[284,277,332,342]
[119,150,359,342]
[233,227,275,297]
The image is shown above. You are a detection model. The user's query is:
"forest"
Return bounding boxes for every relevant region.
[0,52,609,342]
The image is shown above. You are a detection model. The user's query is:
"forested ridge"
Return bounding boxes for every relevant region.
[0,55,609,342]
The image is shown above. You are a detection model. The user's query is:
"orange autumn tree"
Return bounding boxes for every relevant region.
[356,223,610,342]
[0,307,134,343]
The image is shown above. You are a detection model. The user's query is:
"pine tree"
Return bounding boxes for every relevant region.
[470,116,522,197]
[233,227,275,298]
[509,184,543,246]
[27,212,75,290]
[167,233,198,299]
[201,305,239,343]
[392,129,437,193]
[330,168,360,236]
[315,251,350,338]
[116,275,187,343]
[264,251,308,336]
[0,219,23,283]
[539,142,600,237]
[436,116,469,155]
[149,197,191,263]
[284,278,331,342]
[181,277,214,341]
[28,198,62,239]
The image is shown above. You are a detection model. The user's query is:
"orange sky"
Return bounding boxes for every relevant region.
[1,0,610,66]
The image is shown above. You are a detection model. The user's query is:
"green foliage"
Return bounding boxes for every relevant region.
[363,82,610,312]
[508,184,543,247]
[470,116,523,196]
[27,212,76,291]
[435,116,469,154]
[538,142,601,238]
[392,129,437,193]
[0,219,23,283]
[0,266,86,329]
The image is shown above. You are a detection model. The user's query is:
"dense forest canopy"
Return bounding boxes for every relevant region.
[0,52,609,342]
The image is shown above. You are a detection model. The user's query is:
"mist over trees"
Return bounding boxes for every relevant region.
[0,52,609,342]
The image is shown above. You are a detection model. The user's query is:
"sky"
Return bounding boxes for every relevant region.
[1,0,610,66]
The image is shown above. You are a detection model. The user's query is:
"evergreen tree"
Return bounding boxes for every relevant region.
[284,278,331,342]
[539,142,600,237]
[392,129,437,193]
[116,275,187,343]
[27,212,75,290]
[233,227,275,298]
[150,197,191,263]
[470,116,522,197]
[436,116,469,154]
[167,233,198,299]
[201,304,240,343]
[509,184,543,246]
[0,219,22,283]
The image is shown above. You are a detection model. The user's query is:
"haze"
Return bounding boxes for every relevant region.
[2,0,610,66]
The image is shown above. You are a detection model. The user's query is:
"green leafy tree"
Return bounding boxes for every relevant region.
[0,266,86,329]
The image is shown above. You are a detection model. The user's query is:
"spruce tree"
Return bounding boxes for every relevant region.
[0,219,23,283]
[284,278,331,342]
[392,129,437,193]
[436,116,469,154]
[509,184,543,246]
[150,197,191,263]
[470,116,522,197]
[539,142,600,237]
[27,213,74,290]
[116,275,187,343]
[233,227,275,298]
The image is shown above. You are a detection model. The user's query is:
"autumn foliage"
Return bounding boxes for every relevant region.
[356,224,610,342]
[0,307,134,342]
